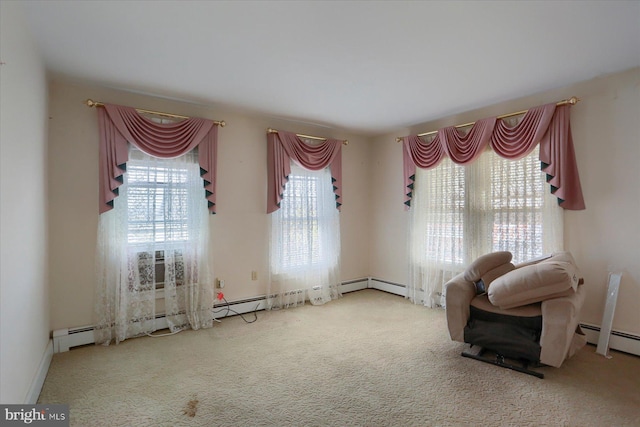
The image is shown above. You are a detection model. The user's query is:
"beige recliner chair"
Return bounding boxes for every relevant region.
[445,251,586,378]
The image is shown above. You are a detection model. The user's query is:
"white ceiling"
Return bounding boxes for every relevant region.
[22,1,640,135]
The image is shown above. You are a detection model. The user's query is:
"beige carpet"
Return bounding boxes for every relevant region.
[39,289,640,426]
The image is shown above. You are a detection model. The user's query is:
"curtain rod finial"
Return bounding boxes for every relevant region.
[568,96,579,105]
[218,121,226,127]
[85,99,97,108]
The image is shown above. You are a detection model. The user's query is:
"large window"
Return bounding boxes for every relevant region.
[409,145,563,307]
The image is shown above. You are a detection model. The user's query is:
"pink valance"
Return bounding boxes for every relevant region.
[267,130,343,214]
[539,105,585,210]
[97,103,220,214]
[403,103,585,210]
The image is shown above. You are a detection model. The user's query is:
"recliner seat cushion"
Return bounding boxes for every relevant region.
[488,261,580,309]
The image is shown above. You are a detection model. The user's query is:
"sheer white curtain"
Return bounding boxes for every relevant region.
[408,156,466,308]
[408,145,563,308]
[268,163,341,309]
[95,147,213,344]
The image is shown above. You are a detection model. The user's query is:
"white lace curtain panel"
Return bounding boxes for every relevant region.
[94,148,214,344]
[268,163,341,309]
[408,145,563,308]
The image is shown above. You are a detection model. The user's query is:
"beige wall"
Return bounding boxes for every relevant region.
[0,2,50,403]
[47,80,372,331]
[47,66,639,338]
[370,68,640,336]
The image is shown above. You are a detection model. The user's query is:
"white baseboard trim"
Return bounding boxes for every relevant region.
[580,323,640,357]
[25,339,53,404]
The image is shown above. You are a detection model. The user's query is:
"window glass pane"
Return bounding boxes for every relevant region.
[282,173,319,268]
[272,164,337,274]
[413,145,556,267]
[421,158,465,265]
[125,149,196,245]
[488,146,547,263]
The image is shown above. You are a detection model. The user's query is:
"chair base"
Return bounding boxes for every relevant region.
[461,345,544,379]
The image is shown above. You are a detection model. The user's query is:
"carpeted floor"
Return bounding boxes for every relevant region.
[38,289,640,426]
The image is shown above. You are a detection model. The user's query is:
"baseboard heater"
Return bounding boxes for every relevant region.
[52,279,640,358]
[52,296,270,353]
[368,278,406,295]
[52,278,371,353]
[579,323,640,357]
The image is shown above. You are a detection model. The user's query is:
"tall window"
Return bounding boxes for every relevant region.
[125,147,197,291]
[408,145,563,308]
[275,173,321,270]
[268,163,341,309]
[95,145,213,344]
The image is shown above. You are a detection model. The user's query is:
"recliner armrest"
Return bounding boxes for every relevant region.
[539,286,587,367]
[444,272,476,342]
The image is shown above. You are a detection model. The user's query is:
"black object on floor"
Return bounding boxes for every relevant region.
[461,345,545,379]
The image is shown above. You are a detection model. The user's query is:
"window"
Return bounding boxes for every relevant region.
[125,147,199,291]
[269,163,341,308]
[94,115,214,344]
[273,171,322,272]
[124,147,199,291]
[485,146,556,262]
[271,164,339,273]
[418,156,466,266]
[409,145,563,307]
[126,154,192,245]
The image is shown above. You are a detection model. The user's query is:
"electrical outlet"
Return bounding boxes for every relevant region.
[217,278,225,288]
[251,271,257,281]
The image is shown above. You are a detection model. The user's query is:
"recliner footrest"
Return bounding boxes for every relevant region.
[461,345,544,379]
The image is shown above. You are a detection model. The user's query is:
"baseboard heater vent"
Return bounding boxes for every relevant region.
[340,278,369,293]
[369,278,406,296]
[52,278,371,353]
[579,323,640,357]
[52,281,640,358]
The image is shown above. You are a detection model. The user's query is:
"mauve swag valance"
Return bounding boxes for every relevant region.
[97,103,220,214]
[402,103,585,210]
[267,130,343,214]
